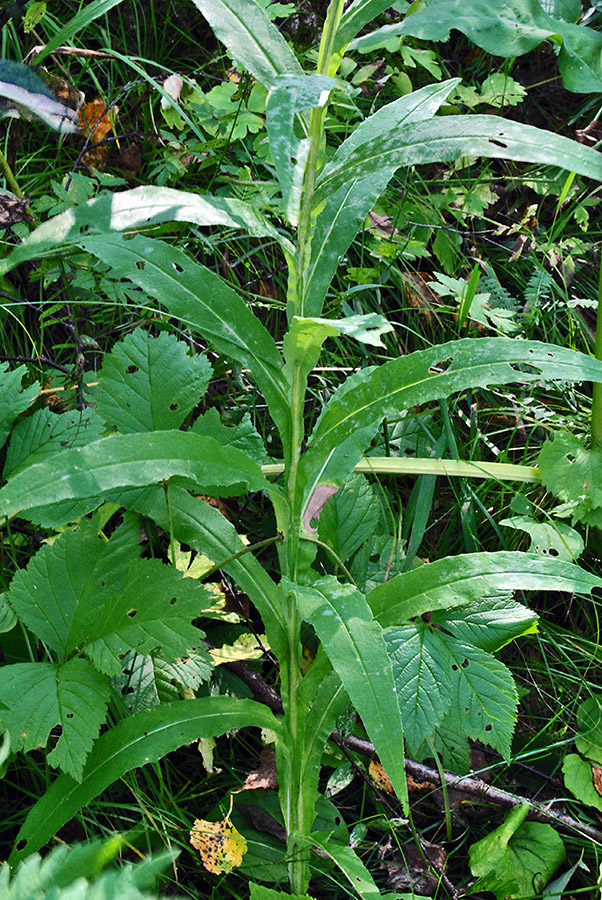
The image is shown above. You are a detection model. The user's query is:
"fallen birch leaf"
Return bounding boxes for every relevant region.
[190,816,247,874]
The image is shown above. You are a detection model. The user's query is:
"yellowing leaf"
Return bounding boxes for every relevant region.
[209,632,268,665]
[190,817,247,874]
[369,759,393,793]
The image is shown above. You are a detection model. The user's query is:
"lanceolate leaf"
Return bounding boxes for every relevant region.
[368,551,602,626]
[9,697,280,863]
[189,0,301,88]
[291,576,408,811]
[299,338,602,510]
[266,75,336,224]
[0,186,292,276]
[313,116,602,207]
[0,431,267,520]
[304,79,460,316]
[77,233,291,450]
[335,0,397,53]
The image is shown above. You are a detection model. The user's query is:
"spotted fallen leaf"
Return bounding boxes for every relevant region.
[190,816,247,874]
[369,759,393,793]
[241,747,278,791]
[592,764,602,797]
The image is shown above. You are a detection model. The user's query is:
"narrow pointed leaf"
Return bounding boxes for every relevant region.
[77,233,291,449]
[10,697,279,864]
[190,0,301,87]
[0,186,291,276]
[291,576,408,810]
[368,551,602,626]
[314,116,602,207]
[267,75,335,224]
[0,431,267,520]
[304,80,460,316]
[300,339,602,508]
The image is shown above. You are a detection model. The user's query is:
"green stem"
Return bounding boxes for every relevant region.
[281,6,348,892]
[592,257,602,446]
[0,146,23,197]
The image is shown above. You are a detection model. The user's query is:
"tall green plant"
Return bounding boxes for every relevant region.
[3,2,602,896]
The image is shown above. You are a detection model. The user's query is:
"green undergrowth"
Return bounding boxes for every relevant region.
[1,1,602,898]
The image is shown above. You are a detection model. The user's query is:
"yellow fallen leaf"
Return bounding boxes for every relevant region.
[190,816,247,874]
[369,759,393,793]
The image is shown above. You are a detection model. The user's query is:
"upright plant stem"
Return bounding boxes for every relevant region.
[592,257,602,445]
[282,3,347,892]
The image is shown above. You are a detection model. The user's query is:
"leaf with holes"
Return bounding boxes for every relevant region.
[0,185,291,276]
[190,817,247,874]
[299,339,602,523]
[0,657,110,780]
[313,115,602,207]
[76,233,291,453]
[500,515,584,562]
[92,329,212,433]
[384,623,453,757]
[4,513,213,677]
[539,432,602,527]
[449,640,518,759]
[266,74,335,224]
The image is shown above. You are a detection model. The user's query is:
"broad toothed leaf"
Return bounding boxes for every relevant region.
[5,515,213,676]
[92,329,212,433]
[0,658,110,780]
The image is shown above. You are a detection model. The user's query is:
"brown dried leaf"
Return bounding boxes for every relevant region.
[401,272,442,325]
[0,192,32,227]
[190,816,247,874]
[241,747,278,791]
